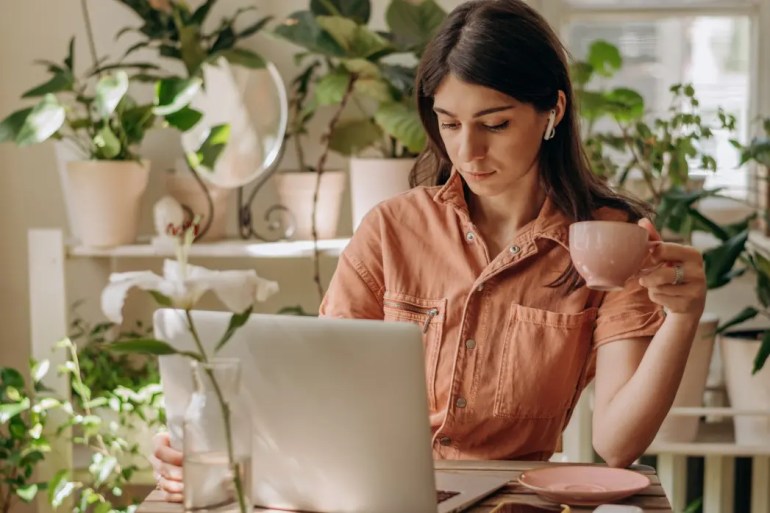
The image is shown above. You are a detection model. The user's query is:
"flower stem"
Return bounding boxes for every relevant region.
[205,368,248,513]
[80,0,101,76]
[185,310,247,513]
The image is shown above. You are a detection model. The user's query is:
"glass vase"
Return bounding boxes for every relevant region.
[183,358,251,513]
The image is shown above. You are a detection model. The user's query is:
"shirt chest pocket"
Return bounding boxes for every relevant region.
[383,292,447,411]
[493,304,597,419]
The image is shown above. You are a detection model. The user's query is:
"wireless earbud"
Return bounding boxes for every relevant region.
[544,109,556,141]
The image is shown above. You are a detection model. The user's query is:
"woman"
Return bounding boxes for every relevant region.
[151,0,705,500]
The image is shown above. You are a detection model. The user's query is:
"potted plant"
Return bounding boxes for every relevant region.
[274,0,446,234]
[112,0,273,241]
[714,117,770,445]
[0,38,157,247]
[0,0,227,247]
[573,40,751,444]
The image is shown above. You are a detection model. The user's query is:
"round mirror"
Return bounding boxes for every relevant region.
[181,58,288,188]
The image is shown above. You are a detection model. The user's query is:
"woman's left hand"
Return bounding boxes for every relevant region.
[636,218,706,317]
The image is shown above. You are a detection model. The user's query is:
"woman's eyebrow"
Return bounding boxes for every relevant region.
[433,105,515,118]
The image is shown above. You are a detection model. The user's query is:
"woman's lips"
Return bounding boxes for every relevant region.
[466,170,495,180]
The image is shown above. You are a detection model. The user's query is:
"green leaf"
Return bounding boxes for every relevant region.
[108,339,179,356]
[31,359,50,383]
[93,501,112,513]
[191,0,217,25]
[754,330,770,374]
[165,106,202,132]
[48,470,75,507]
[317,15,390,59]
[386,0,447,55]
[355,77,392,102]
[717,307,759,334]
[0,108,33,144]
[93,125,121,159]
[71,380,91,402]
[122,104,155,144]
[91,454,118,486]
[310,0,371,25]
[702,229,749,289]
[16,484,38,502]
[149,290,173,307]
[15,94,65,146]
[94,71,129,118]
[315,70,352,106]
[605,87,644,123]
[380,63,415,98]
[238,15,273,38]
[273,11,346,58]
[570,61,594,87]
[0,398,30,423]
[375,102,426,153]
[218,47,266,69]
[179,24,208,75]
[154,77,202,116]
[342,58,380,79]
[587,40,622,77]
[187,123,231,171]
[1,367,25,388]
[211,25,236,54]
[215,307,253,352]
[6,386,21,401]
[65,37,75,71]
[21,71,74,98]
[328,118,382,155]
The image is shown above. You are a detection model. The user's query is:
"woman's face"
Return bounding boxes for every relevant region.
[432,74,556,198]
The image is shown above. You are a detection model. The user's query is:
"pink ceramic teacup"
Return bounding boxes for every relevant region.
[569,221,649,291]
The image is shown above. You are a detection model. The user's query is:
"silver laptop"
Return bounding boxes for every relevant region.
[156,309,509,513]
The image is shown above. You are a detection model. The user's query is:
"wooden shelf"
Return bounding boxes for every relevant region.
[67,238,350,259]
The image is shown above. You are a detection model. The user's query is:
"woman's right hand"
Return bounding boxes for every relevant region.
[150,432,184,502]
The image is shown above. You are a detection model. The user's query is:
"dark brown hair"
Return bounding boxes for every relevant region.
[410,0,652,292]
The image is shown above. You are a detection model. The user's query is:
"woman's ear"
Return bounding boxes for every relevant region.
[554,90,567,127]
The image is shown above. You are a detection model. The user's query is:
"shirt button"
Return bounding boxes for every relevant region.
[509,245,521,255]
[456,397,467,408]
[465,339,476,349]
[439,436,452,446]
[466,231,475,242]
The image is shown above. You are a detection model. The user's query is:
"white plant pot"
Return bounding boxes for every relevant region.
[721,331,770,446]
[66,160,150,247]
[654,313,719,443]
[54,141,85,240]
[165,172,232,241]
[349,157,414,231]
[275,171,346,240]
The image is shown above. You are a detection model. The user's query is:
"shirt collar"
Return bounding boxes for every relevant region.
[433,170,572,248]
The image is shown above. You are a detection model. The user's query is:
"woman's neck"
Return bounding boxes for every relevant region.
[467,172,546,238]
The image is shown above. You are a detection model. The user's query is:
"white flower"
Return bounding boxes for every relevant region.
[101,259,279,324]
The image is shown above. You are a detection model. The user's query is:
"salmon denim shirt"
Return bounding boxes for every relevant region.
[319,172,665,461]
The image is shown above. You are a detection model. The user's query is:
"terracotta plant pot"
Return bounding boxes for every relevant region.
[66,160,150,247]
[349,157,414,231]
[275,171,346,240]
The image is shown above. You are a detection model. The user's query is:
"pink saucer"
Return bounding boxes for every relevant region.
[518,466,650,506]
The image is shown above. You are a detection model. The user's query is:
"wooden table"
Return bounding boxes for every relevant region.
[137,460,672,513]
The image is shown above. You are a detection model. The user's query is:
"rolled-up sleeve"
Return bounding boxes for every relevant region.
[319,210,385,320]
[592,278,666,349]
